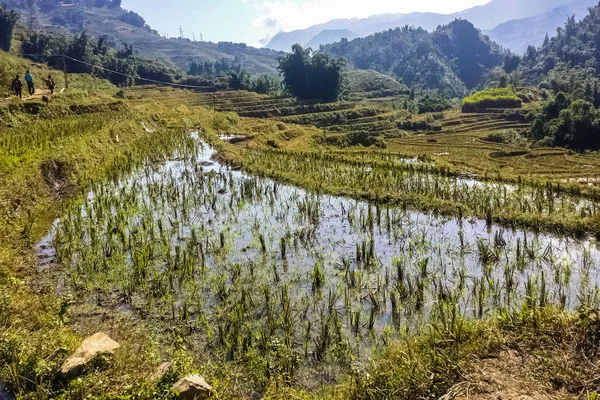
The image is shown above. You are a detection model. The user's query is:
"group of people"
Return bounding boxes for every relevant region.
[11,70,55,99]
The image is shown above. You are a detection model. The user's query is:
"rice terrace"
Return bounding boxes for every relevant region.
[4,0,600,399]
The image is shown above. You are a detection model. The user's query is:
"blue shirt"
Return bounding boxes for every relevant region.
[25,73,33,82]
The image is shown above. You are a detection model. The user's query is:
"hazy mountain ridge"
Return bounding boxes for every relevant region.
[265,0,586,52]
[485,0,599,54]
[306,29,357,49]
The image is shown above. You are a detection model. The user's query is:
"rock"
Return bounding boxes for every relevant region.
[172,374,213,400]
[150,362,172,382]
[60,333,120,379]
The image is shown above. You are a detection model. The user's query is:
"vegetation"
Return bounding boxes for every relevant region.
[229,70,281,95]
[416,91,453,113]
[483,129,528,146]
[462,86,522,112]
[5,7,600,400]
[119,10,145,28]
[0,3,18,52]
[531,92,600,150]
[278,44,346,101]
[188,58,242,76]
[20,29,280,95]
[1,0,282,74]
[322,19,505,97]
[346,69,409,99]
[521,6,600,84]
[519,2,600,109]
[20,30,182,86]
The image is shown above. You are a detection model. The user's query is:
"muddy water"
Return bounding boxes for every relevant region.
[37,134,600,338]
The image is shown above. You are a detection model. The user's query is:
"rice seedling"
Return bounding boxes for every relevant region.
[34,135,600,393]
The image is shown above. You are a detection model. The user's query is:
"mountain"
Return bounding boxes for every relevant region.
[521,1,600,81]
[306,29,357,49]
[1,0,282,75]
[265,0,578,52]
[321,20,506,97]
[485,0,599,54]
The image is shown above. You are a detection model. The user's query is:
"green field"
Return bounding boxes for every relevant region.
[2,49,600,400]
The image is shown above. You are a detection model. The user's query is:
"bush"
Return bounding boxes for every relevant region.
[483,129,527,146]
[417,93,452,113]
[462,87,522,112]
[398,120,442,132]
[533,136,555,148]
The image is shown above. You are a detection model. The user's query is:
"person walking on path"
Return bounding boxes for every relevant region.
[11,75,22,99]
[25,70,34,95]
[46,74,55,94]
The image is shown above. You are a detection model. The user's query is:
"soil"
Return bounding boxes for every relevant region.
[446,350,578,400]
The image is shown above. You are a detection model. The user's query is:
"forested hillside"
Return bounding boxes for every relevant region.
[521,1,600,82]
[516,2,600,150]
[321,20,506,97]
[0,0,282,74]
[486,0,598,54]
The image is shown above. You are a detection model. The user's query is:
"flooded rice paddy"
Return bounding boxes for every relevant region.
[38,134,600,369]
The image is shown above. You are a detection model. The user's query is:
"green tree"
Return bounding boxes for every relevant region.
[229,70,251,90]
[553,100,600,150]
[65,31,95,73]
[0,4,19,52]
[278,44,345,101]
[278,44,312,99]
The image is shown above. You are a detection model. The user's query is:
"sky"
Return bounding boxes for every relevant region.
[121,0,491,47]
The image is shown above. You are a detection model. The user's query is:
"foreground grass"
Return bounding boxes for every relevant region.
[1,77,600,399]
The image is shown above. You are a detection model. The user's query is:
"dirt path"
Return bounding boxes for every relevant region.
[0,88,63,104]
[443,350,578,400]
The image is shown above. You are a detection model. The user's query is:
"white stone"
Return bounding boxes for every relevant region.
[59,333,120,379]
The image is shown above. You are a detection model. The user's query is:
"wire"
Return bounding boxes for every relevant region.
[20,53,217,90]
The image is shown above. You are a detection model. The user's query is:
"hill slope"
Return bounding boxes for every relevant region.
[1,0,282,75]
[265,0,577,51]
[322,20,505,97]
[521,1,600,81]
[485,0,599,54]
[306,29,357,49]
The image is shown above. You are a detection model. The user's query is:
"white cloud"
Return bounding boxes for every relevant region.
[252,0,490,32]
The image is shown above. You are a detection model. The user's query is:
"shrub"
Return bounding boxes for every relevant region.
[462,87,522,112]
[398,120,442,132]
[417,93,452,113]
[483,129,527,146]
